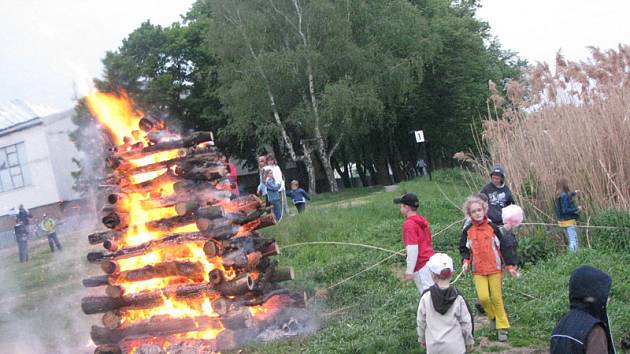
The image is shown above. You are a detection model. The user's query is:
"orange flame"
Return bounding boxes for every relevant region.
[86,90,143,146]
[89,90,228,346]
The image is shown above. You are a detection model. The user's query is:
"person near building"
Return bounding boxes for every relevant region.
[40,213,62,252]
[14,220,29,263]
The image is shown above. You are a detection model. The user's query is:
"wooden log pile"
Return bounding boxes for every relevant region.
[83,117,303,354]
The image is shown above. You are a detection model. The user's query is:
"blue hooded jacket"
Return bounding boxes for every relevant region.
[556,191,580,221]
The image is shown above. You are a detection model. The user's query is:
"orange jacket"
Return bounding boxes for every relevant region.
[459,219,515,275]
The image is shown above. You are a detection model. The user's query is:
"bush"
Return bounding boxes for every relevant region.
[590,210,630,252]
[517,231,556,267]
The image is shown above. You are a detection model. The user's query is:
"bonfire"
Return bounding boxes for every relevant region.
[80,91,312,354]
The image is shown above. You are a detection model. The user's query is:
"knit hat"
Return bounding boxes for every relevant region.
[427,253,453,277]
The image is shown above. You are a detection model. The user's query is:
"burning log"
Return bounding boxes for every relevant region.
[269,267,295,283]
[211,290,306,316]
[196,209,274,234]
[87,232,210,263]
[88,230,124,245]
[215,273,254,296]
[82,270,258,315]
[105,285,125,298]
[222,249,263,270]
[115,131,215,160]
[81,283,218,314]
[140,188,232,210]
[102,212,129,230]
[93,344,122,354]
[106,193,126,205]
[83,275,110,288]
[122,170,181,194]
[103,261,206,283]
[102,311,123,330]
[90,311,251,345]
[177,163,226,182]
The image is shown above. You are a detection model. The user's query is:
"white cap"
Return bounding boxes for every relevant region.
[427,253,454,277]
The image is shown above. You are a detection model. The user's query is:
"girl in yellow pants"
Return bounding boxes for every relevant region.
[459,195,519,341]
[473,273,509,329]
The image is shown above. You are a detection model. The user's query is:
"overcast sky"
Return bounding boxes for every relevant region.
[1,0,629,110]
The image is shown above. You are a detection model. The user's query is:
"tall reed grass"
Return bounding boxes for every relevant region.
[457,46,630,218]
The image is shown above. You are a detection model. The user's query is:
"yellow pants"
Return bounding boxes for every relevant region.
[473,273,510,329]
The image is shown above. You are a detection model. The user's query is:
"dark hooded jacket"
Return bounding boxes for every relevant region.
[480,164,515,225]
[550,265,616,354]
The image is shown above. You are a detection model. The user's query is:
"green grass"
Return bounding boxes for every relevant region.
[239,170,629,353]
[0,169,627,354]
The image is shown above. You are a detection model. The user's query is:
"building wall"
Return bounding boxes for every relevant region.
[43,109,82,201]
[0,122,61,212]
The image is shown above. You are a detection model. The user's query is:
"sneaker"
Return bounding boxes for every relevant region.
[498,330,508,342]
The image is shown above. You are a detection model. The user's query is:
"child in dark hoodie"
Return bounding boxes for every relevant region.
[550,265,616,354]
[480,164,515,226]
[418,253,474,353]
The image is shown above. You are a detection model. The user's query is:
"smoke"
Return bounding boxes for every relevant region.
[0,233,99,354]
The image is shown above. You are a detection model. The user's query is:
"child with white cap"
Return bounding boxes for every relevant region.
[417,253,474,354]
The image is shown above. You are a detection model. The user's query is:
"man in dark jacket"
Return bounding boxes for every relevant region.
[480,165,515,225]
[16,204,32,226]
[15,221,29,262]
[550,265,616,354]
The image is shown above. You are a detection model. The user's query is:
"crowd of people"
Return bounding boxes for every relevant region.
[397,164,615,353]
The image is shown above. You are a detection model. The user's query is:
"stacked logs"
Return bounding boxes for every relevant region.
[82,119,301,354]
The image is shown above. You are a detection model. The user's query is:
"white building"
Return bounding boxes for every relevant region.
[0,100,89,246]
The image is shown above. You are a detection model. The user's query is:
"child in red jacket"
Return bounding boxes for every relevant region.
[459,195,518,342]
[394,193,435,294]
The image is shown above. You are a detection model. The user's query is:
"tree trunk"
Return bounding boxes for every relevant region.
[332,156,351,188]
[356,161,369,187]
[374,156,391,186]
[300,141,317,194]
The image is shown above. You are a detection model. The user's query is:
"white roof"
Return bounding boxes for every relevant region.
[0,100,59,130]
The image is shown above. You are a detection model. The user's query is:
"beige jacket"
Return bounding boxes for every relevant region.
[417,289,474,354]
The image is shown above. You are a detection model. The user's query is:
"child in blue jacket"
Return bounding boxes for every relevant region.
[264,168,283,221]
[555,177,581,252]
[286,180,311,213]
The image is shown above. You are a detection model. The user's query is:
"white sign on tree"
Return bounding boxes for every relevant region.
[414,130,425,143]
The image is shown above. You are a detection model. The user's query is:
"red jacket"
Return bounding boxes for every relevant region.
[403,213,435,272]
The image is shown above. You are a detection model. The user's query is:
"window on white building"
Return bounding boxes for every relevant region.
[0,142,30,192]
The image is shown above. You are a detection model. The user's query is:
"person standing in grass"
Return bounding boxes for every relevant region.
[263,167,283,221]
[394,193,435,294]
[256,156,268,203]
[40,213,62,252]
[417,253,475,354]
[459,195,518,342]
[480,165,515,226]
[14,220,29,263]
[555,177,582,252]
[286,180,311,214]
[550,265,616,354]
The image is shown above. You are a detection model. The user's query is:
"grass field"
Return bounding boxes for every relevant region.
[0,170,628,354]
